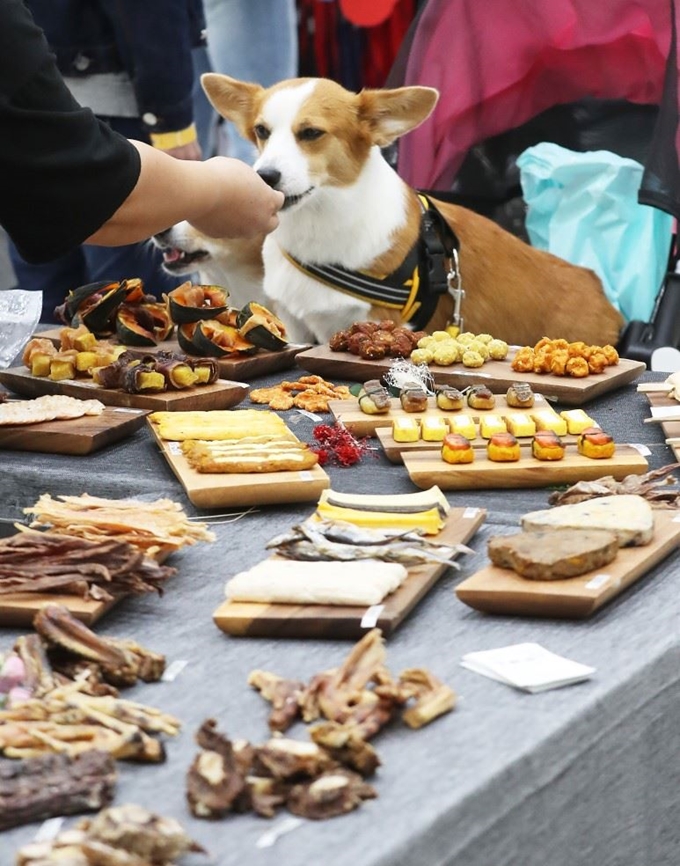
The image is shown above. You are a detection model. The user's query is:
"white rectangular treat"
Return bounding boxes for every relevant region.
[225,559,409,606]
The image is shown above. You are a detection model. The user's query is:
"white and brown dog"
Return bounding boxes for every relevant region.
[179,74,624,347]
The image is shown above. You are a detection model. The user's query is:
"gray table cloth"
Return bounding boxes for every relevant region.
[1,369,678,866]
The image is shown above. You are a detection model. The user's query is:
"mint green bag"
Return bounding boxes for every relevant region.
[516,143,673,324]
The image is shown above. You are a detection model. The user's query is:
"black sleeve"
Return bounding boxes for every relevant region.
[0,0,142,263]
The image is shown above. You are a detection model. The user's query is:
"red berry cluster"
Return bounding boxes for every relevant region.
[310,422,372,467]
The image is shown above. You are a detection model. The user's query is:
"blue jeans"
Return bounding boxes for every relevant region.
[9,116,185,323]
[193,0,298,162]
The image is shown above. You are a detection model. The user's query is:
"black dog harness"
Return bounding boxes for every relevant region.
[281,194,465,331]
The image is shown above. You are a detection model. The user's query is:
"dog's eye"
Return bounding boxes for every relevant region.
[254,124,270,141]
[298,127,325,142]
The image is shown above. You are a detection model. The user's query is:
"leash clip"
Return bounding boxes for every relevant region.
[448,248,465,330]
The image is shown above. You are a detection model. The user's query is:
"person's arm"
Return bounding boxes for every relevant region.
[85,140,283,245]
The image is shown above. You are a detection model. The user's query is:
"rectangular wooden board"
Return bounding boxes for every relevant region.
[639,386,680,462]
[402,444,649,490]
[0,404,148,454]
[296,345,645,405]
[329,393,562,438]
[0,592,118,628]
[36,328,310,381]
[148,416,330,508]
[0,366,249,411]
[455,509,680,619]
[213,506,486,639]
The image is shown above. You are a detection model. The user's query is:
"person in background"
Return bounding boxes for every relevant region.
[193,0,298,161]
[0,0,282,284]
[9,0,207,322]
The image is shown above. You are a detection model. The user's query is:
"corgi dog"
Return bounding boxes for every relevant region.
[198,74,624,347]
[152,221,266,308]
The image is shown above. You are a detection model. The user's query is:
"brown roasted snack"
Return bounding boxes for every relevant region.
[435,385,464,411]
[441,433,474,465]
[505,382,534,408]
[577,426,616,459]
[358,379,391,414]
[531,430,566,461]
[399,383,429,412]
[487,431,521,462]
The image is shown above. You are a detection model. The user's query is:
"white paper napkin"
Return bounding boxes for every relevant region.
[461,643,595,693]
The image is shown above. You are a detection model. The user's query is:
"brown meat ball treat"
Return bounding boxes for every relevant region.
[359,342,387,360]
[329,330,351,351]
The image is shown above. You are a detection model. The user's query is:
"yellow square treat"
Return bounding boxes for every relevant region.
[505,413,536,437]
[560,408,596,435]
[479,414,508,439]
[532,410,568,436]
[448,414,477,440]
[420,416,448,441]
[393,417,420,442]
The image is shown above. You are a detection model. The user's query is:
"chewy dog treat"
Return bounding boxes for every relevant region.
[435,386,464,411]
[487,431,521,462]
[400,384,429,413]
[487,528,619,580]
[532,410,568,436]
[449,415,477,440]
[358,379,391,415]
[441,433,474,464]
[577,427,616,459]
[505,413,536,438]
[506,382,535,408]
[392,417,420,442]
[421,416,448,441]
[531,430,565,461]
[479,414,507,439]
[467,385,496,410]
[560,408,596,434]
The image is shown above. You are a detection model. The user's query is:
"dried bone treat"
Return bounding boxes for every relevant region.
[286,768,377,820]
[34,604,166,687]
[255,737,336,781]
[247,670,305,732]
[309,721,380,777]
[397,668,457,729]
[16,804,204,865]
[0,749,116,832]
[187,718,247,818]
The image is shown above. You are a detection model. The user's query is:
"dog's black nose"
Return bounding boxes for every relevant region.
[257,168,282,189]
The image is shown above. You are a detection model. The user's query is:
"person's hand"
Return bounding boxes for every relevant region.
[192,157,284,239]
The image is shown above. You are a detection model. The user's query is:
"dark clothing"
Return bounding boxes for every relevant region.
[0,0,141,264]
[26,0,206,135]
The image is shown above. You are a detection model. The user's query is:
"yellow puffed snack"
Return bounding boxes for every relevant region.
[560,408,596,435]
[449,415,477,440]
[393,417,420,442]
[421,416,449,441]
[479,414,508,439]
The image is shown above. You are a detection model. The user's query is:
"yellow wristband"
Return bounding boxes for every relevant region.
[150,123,198,150]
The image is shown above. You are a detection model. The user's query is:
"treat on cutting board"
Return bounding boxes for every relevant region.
[521,495,654,546]
[487,528,619,580]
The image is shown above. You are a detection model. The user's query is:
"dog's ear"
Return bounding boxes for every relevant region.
[358,86,439,147]
[201,73,264,142]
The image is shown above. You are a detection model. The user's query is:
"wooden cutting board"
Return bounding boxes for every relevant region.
[148,416,330,508]
[296,345,645,405]
[213,506,486,639]
[329,392,562,438]
[0,592,118,628]
[0,405,148,454]
[638,384,680,462]
[0,366,249,411]
[36,328,309,380]
[455,509,680,618]
[402,444,649,490]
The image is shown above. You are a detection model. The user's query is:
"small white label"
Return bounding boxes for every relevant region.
[296,409,323,422]
[34,817,65,842]
[113,407,143,414]
[463,507,479,519]
[628,443,651,456]
[161,659,188,682]
[168,441,182,455]
[361,604,384,628]
[298,471,314,481]
[255,816,303,849]
[585,573,611,590]
[650,405,680,420]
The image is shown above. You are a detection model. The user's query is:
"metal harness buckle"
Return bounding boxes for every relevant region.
[447,248,465,330]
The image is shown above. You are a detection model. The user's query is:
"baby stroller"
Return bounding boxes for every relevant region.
[388,0,680,366]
